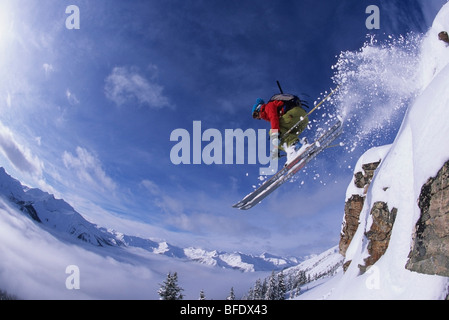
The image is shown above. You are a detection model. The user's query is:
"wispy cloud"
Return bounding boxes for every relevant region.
[0,122,42,176]
[62,147,117,193]
[140,179,271,249]
[65,89,79,105]
[104,66,171,108]
[140,179,161,196]
[141,178,186,216]
[42,63,54,77]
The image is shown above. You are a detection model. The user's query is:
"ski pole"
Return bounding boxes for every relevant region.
[276,80,284,94]
[305,85,339,118]
[281,85,340,139]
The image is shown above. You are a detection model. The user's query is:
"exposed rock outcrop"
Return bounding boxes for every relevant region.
[339,161,381,271]
[340,195,364,258]
[339,150,449,283]
[406,160,449,277]
[359,202,397,273]
[354,162,381,191]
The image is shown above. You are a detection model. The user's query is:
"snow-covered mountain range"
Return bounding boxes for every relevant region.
[0,166,299,274]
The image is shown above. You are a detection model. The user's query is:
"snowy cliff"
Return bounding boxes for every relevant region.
[300,3,449,299]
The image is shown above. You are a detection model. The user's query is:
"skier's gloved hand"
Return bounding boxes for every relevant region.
[270,131,280,148]
[269,130,280,147]
[269,130,280,159]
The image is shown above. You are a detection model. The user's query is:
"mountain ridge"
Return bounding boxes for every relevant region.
[0,166,300,273]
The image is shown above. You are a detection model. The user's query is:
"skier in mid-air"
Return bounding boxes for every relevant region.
[234,86,342,210]
[252,96,308,158]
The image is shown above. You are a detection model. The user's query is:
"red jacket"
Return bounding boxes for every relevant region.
[259,100,284,131]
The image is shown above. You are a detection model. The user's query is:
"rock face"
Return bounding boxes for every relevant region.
[341,154,449,278]
[340,159,398,273]
[360,202,397,273]
[339,195,364,258]
[354,162,381,190]
[406,160,449,277]
[339,161,381,271]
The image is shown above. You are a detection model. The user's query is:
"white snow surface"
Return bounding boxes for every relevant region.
[344,144,391,201]
[298,3,449,300]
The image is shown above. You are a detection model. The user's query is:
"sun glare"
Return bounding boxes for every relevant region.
[0,3,14,49]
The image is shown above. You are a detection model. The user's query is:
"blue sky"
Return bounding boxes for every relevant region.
[0,0,445,257]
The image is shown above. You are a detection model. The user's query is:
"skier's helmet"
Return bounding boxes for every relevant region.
[252,98,264,119]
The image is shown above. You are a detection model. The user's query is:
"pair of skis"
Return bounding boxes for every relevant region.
[232,119,343,210]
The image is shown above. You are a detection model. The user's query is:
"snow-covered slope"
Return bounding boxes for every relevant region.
[344,145,391,201]
[299,3,449,300]
[282,246,343,282]
[0,167,122,247]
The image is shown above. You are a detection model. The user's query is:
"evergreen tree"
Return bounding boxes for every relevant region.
[158,272,184,300]
[246,287,254,300]
[253,279,263,300]
[289,287,296,299]
[264,271,278,300]
[298,270,307,285]
[277,271,286,300]
[226,287,235,300]
[261,278,268,298]
[0,289,17,300]
[295,285,301,298]
[287,273,295,292]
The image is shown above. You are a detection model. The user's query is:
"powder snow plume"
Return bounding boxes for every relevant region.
[330,33,424,153]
